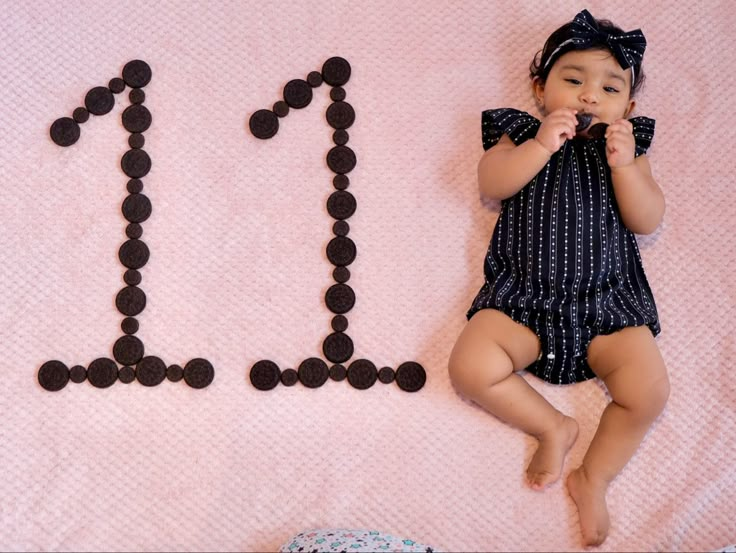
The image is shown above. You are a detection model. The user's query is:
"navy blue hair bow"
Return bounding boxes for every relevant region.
[544,9,647,83]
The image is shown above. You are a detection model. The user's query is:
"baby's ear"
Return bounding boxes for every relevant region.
[532,76,545,105]
[624,99,636,118]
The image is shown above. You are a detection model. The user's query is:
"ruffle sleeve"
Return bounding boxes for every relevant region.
[481,108,541,151]
[630,116,655,157]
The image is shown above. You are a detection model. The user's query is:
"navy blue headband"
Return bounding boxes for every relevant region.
[543,9,647,85]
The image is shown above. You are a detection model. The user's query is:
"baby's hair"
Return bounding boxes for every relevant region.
[529,15,646,97]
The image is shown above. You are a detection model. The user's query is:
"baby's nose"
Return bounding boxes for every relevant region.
[580,89,599,103]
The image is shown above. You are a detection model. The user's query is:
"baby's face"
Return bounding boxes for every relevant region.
[533,49,635,125]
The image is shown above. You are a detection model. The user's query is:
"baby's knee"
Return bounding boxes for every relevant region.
[448,345,511,399]
[622,371,670,422]
[648,372,670,416]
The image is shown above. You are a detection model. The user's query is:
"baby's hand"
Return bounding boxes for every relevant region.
[605,119,636,168]
[534,108,577,154]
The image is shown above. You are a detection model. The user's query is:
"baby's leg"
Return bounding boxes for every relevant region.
[568,326,669,546]
[448,309,578,489]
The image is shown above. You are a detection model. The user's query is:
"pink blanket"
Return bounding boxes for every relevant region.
[1,1,734,551]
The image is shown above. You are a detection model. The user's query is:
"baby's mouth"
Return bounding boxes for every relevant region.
[575,113,608,139]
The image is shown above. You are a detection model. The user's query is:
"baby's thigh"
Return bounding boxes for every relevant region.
[448,309,540,389]
[587,326,669,412]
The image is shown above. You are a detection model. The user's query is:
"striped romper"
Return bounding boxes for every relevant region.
[467,108,660,385]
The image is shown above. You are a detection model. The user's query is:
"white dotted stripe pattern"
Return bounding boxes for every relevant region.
[469,108,659,384]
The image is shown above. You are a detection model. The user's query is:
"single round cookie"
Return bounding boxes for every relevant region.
[283,79,312,109]
[249,109,279,139]
[84,86,114,116]
[322,57,351,86]
[113,334,144,366]
[115,285,147,316]
[347,359,377,390]
[136,355,166,387]
[250,359,281,391]
[326,236,356,266]
[87,357,118,388]
[38,360,70,391]
[326,145,356,174]
[323,332,354,364]
[184,358,215,389]
[50,117,80,147]
[395,361,426,392]
[298,357,329,388]
[122,59,152,88]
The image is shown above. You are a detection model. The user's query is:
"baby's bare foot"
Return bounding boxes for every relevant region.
[567,467,610,546]
[526,415,578,490]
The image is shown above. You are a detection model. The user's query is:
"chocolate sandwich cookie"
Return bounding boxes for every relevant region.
[122,194,152,223]
[115,285,146,316]
[184,358,215,389]
[113,334,144,366]
[395,361,426,392]
[128,133,145,149]
[298,357,329,388]
[121,316,139,334]
[333,130,349,146]
[125,224,143,240]
[87,357,118,388]
[118,239,150,269]
[329,364,347,381]
[588,122,608,139]
[121,149,151,179]
[330,87,346,102]
[109,77,125,94]
[575,112,593,133]
[249,109,279,139]
[129,88,145,105]
[327,190,356,220]
[273,101,289,118]
[38,360,70,391]
[280,368,299,387]
[69,365,87,383]
[333,220,350,237]
[250,360,281,391]
[326,101,355,130]
[167,364,184,382]
[127,179,144,194]
[347,359,377,390]
[283,79,312,109]
[307,71,323,87]
[72,107,89,123]
[326,236,356,266]
[122,59,152,89]
[122,104,152,134]
[378,366,395,384]
[325,283,355,314]
[326,145,356,174]
[136,356,166,387]
[322,57,351,87]
[84,86,114,116]
[50,117,80,147]
[123,269,141,286]
[332,266,350,283]
[331,315,348,332]
[118,365,136,383]
[333,174,349,190]
[323,332,354,363]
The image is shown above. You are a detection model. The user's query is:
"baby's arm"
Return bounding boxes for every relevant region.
[478,108,577,200]
[610,155,665,234]
[605,120,665,235]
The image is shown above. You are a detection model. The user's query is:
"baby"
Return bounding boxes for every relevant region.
[448,9,669,546]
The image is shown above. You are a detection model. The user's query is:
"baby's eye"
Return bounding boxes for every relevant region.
[565,78,582,85]
[604,86,620,93]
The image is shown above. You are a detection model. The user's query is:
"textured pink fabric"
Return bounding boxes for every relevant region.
[1,1,734,551]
